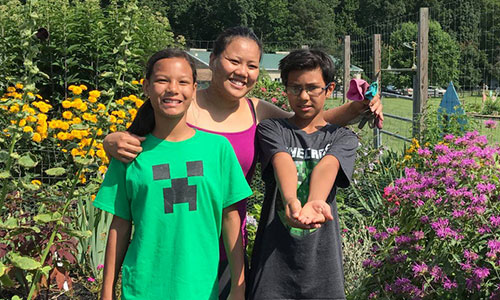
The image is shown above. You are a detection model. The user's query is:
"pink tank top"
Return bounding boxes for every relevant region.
[187,98,257,260]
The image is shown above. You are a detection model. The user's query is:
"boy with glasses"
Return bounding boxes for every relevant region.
[248,49,358,300]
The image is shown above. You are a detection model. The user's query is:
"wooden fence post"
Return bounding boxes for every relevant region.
[373,34,382,148]
[414,7,429,139]
[343,35,350,104]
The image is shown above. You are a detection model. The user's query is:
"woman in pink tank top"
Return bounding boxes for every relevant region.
[103,27,384,299]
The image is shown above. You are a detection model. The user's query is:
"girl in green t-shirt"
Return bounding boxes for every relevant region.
[95,49,251,300]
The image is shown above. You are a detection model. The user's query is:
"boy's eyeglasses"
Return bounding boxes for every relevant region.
[285,82,333,96]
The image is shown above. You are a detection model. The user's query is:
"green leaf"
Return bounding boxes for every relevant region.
[11,296,22,300]
[10,152,20,160]
[74,157,93,165]
[71,123,89,130]
[100,71,114,77]
[66,229,92,239]
[40,266,51,278]
[0,261,5,277]
[0,218,18,229]
[45,167,66,176]
[23,182,40,191]
[8,253,41,270]
[18,154,37,168]
[0,150,8,161]
[0,170,11,179]
[33,212,62,223]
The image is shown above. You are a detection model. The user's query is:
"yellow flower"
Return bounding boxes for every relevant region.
[71,148,80,156]
[62,100,72,108]
[117,119,124,124]
[96,128,103,136]
[62,111,73,119]
[110,124,117,132]
[89,90,101,98]
[79,173,86,184]
[32,133,42,142]
[79,84,88,91]
[72,86,83,95]
[91,194,96,201]
[79,103,88,112]
[126,122,132,128]
[62,149,67,152]
[68,85,76,91]
[131,80,139,85]
[57,132,67,140]
[71,117,82,124]
[404,155,411,161]
[135,99,144,108]
[96,149,106,159]
[19,119,27,127]
[60,122,70,131]
[37,113,47,123]
[98,165,108,173]
[7,86,16,92]
[31,179,42,185]
[27,115,37,122]
[15,83,23,89]
[88,96,97,103]
[96,103,106,111]
[9,105,20,113]
[23,126,33,133]
[82,113,97,123]
[109,115,117,123]
[35,94,42,99]
[129,95,138,101]
[140,79,144,84]
[36,125,47,135]
[48,120,57,129]
[88,149,95,157]
[116,99,124,105]
[27,92,34,98]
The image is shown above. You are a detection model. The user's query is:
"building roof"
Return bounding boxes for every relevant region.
[187,49,363,73]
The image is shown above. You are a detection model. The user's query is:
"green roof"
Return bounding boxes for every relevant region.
[187,49,363,72]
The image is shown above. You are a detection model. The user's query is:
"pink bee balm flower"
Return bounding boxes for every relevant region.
[271,97,278,103]
[484,119,497,129]
[97,264,104,270]
[87,277,96,282]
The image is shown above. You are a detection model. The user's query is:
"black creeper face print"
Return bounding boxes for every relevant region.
[152,161,203,214]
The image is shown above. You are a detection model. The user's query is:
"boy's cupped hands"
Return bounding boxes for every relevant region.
[285,199,333,229]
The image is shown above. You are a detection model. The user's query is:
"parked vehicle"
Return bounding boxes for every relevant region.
[428,86,446,97]
[382,85,402,95]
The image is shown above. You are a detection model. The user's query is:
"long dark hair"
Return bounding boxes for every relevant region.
[212,26,263,60]
[127,49,197,136]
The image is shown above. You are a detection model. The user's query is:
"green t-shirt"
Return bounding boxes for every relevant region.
[93,131,252,300]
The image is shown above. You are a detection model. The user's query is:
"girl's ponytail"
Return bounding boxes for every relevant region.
[127,99,155,136]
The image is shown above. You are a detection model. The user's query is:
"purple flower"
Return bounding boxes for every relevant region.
[490,216,500,228]
[442,278,458,290]
[473,267,490,280]
[387,226,399,234]
[366,226,377,234]
[443,134,455,141]
[412,262,428,276]
[488,240,500,252]
[413,231,424,240]
[464,249,479,261]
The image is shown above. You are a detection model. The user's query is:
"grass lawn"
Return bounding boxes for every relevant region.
[326,94,500,152]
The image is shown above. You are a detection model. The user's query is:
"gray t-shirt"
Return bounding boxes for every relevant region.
[248,118,358,300]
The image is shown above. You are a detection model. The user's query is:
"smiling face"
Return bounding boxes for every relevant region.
[143,57,197,120]
[210,37,260,101]
[286,67,334,124]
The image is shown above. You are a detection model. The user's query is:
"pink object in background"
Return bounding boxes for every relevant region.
[347,78,370,101]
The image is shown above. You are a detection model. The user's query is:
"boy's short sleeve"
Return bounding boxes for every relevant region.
[220,139,253,208]
[326,127,358,188]
[93,158,132,220]
[257,119,288,169]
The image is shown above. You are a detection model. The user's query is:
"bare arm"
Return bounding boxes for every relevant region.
[253,95,384,127]
[222,204,245,300]
[103,132,145,163]
[297,155,338,225]
[101,215,132,300]
[271,152,315,229]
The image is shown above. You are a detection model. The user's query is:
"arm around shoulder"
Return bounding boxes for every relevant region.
[103,131,145,163]
[252,98,293,123]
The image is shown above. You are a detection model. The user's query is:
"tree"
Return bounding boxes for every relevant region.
[382,21,460,89]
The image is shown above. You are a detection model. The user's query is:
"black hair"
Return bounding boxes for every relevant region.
[127,48,197,136]
[279,49,335,87]
[212,26,263,60]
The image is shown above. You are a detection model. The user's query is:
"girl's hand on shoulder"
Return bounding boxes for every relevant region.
[103,131,145,163]
[298,200,333,227]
